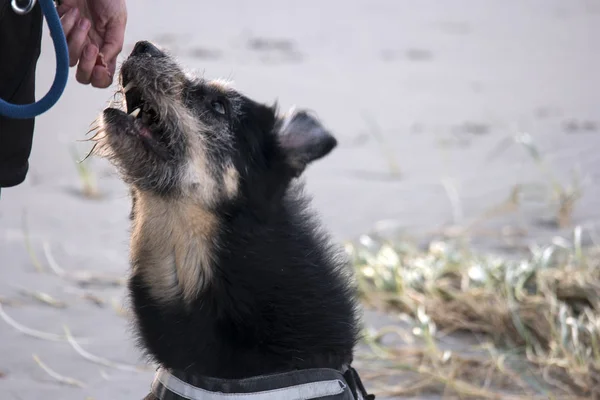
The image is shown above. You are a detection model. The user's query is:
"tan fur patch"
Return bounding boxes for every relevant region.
[161,98,222,207]
[223,163,239,198]
[183,135,220,207]
[208,79,233,92]
[130,191,217,305]
[161,99,202,135]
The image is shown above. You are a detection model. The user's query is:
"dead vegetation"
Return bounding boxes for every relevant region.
[348,227,600,399]
[70,144,101,199]
[4,128,596,397]
[490,132,585,230]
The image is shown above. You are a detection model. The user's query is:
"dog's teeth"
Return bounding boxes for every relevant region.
[129,108,141,118]
[123,81,136,93]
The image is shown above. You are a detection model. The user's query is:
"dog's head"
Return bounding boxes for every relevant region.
[94,41,336,208]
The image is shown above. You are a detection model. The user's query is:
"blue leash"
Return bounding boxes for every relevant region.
[0,0,69,119]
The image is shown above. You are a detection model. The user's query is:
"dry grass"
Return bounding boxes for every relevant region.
[488,133,585,229]
[32,354,86,388]
[22,211,44,273]
[348,227,600,399]
[362,112,402,178]
[70,144,101,199]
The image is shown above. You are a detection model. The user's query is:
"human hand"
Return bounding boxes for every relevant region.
[57,0,127,88]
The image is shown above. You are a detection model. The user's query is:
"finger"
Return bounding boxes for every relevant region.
[90,65,113,89]
[99,17,127,67]
[67,18,91,67]
[89,52,115,88]
[60,7,79,38]
[76,43,99,85]
[57,4,70,17]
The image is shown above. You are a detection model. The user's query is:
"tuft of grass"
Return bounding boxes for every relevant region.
[15,286,66,309]
[348,227,600,399]
[32,354,86,388]
[43,242,125,287]
[0,304,87,343]
[62,325,151,372]
[515,133,584,229]
[362,112,402,178]
[69,144,100,199]
[21,211,44,273]
[488,133,584,229]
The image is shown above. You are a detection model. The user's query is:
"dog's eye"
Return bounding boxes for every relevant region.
[211,101,226,115]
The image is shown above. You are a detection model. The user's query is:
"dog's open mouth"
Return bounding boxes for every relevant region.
[124,81,166,141]
[105,76,171,157]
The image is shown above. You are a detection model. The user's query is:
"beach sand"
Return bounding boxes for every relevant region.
[1,1,599,398]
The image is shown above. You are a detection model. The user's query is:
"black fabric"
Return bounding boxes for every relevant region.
[0,0,43,187]
[343,367,375,400]
[152,368,362,400]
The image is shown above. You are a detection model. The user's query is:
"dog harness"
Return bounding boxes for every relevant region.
[151,365,375,400]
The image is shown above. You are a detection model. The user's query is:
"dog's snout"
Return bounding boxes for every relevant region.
[131,41,163,58]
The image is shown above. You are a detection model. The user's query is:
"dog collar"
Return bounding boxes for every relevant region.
[151,366,374,400]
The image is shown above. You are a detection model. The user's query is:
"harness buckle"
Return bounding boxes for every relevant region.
[343,367,375,400]
[11,0,37,15]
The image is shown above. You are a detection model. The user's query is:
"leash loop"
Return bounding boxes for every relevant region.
[0,0,69,119]
[11,0,37,15]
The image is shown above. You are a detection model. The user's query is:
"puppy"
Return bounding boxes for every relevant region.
[92,41,373,400]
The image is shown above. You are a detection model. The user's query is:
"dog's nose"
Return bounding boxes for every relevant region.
[131,41,163,57]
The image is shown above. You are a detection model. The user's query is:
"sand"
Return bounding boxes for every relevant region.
[1,0,599,398]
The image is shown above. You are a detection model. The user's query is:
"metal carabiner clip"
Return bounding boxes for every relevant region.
[11,0,38,15]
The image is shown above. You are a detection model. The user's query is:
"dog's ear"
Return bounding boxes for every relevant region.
[276,108,337,177]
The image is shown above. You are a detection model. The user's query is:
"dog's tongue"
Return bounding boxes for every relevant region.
[139,125,153,139]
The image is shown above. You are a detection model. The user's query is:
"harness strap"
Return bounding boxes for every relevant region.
[0,0,68,119]
[152,367,349,400]
[342,367,375,400]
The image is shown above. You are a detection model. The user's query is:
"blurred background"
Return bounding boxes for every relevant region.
[1,0,599,398]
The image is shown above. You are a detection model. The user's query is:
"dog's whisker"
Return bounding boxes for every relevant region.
[80,144,98,162]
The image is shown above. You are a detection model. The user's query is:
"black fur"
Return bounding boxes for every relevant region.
[100,41,363,390]
[129,97,361,379]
